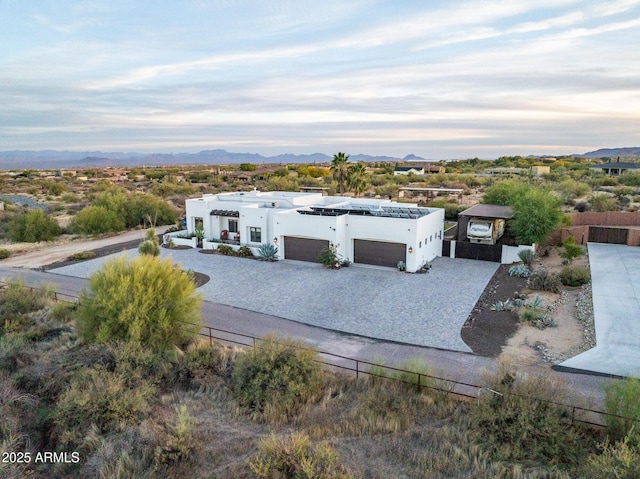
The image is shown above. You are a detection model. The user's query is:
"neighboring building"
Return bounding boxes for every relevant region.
[393,164,445,176]
[485,166,550,176]
[183,190,445,272]
[393,166,425,176]
[589,161,640,176]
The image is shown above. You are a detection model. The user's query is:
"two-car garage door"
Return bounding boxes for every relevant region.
[283,236,406,268]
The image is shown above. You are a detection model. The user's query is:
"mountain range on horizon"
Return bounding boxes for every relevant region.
[0,147,638,170]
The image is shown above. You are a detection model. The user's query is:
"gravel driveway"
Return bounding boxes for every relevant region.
[52,248,499,352]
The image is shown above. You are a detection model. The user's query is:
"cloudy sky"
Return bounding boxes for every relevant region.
[1,0,639,159]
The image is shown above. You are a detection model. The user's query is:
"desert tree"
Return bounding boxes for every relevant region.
[330,152,350,194]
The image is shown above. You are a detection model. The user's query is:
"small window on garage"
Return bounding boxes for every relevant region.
[419,241,422,248]
[249,227,261,243]
[430,235,433,242]
[228,219,238,233]
[425,237,428,244]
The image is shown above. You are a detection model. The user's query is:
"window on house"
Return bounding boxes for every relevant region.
[228,219,238,233]
[419,241,422,248]
[430,235,433,242]
[249,227,261,243]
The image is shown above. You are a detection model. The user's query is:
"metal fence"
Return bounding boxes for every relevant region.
[3,281,635,430]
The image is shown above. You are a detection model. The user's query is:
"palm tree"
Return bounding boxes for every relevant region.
[330,152,349,194]
[347,162,369,197]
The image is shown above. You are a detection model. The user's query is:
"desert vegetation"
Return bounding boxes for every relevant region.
[1,274,639,478]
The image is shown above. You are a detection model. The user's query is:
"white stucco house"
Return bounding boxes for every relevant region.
[177,189,445,272]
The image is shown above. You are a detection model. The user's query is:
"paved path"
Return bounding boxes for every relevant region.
[50,248,499,352]
[558,243,640,378]
[0,225,172,268]
[0,266,611,410]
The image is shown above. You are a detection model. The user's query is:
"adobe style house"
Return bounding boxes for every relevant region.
[181,190,445,272]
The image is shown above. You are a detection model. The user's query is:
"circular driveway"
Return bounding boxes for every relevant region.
[52,248,499,352]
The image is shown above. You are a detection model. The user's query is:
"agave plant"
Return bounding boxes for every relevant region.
[257,243,279,261]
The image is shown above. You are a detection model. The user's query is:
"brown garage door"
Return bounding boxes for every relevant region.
[284,237,329,263]
[353,239,406,268]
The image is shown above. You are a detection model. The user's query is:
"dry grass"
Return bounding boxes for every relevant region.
[0,284,633,478]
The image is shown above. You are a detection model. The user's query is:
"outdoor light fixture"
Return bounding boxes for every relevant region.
[408,247,413,253]
[273,237,278,243]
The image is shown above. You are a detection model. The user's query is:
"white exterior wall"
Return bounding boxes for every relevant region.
[184,191,445,271]
[272,210,346,256]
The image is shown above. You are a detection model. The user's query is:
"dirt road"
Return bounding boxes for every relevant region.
[0,226,172,268]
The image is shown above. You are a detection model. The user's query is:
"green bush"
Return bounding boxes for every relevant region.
[76,255,202,351]
[0,248,9,260]
[8,209,61,242]
[587,431,640,478]
[69,250,96,261]
[60,193,80,203]
[250,432,354,479]
[216,244,234,255]
[91,187,177,228]
[604,378,640,438]
[0,279,52,325]
[472,363,588,464]
[560,266,591,286]
[232,335,324,422]
[138,240,160,257]
[236,245,253,257]
[561,237,583,263]
[154,404,195,466]
[54,365,155,446]
[528,266,561,293]
[69,205,125,234]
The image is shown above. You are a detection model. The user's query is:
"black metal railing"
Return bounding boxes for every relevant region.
[2,281,635,430]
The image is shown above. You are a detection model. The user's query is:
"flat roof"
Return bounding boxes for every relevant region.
[399,187,464,192]
[458,204,513,219]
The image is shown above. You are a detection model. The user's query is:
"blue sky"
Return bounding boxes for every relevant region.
[1,0,639,159]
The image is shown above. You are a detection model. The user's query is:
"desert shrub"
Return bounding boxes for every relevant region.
[528,266,560,293]
[70,205,125,234]
[604,377,640,438]
[154,404,196,466]
[508,264,530,278]
[560,266,591,286]
[249,431,354,479]
[60,192,80,203]
[216,244,234,255]
[49,302,77,323]
[69,250,96,261]
[425,199,465,220]
[54,366,155,446]
[8,209,61,242]
[588,193,618,212]
[0,249,9,260]
[91,188,177,228]
[517,248,535,266]
[587,431,640,478]
[139,240,160,257]
[257,243,279,261]
[236,245,253,257]
[76,255,202,351]
[472,362,589,464]
[232,335,324,422]
[0,279,51,325]
[560,237,583,263]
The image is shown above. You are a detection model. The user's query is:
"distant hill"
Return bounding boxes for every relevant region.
[0,149,420,170]
[580,147,640,158]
